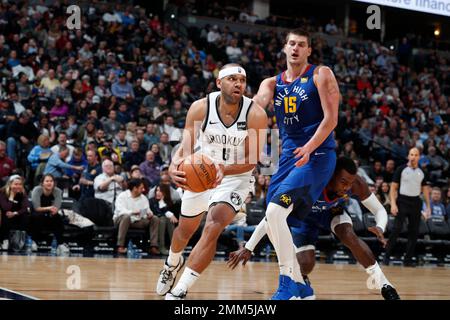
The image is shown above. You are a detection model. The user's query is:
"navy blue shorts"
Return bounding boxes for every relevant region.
[266,150,336,221]
[290,211,333,248]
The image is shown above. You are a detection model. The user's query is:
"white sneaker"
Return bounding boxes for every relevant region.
[57,243,70,255]
[31,241,38,252]
[156,255,185,296]
[1,240,8,250]
[165,287,187,300]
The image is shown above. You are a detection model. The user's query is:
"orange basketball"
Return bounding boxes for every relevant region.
[178,153,217,192]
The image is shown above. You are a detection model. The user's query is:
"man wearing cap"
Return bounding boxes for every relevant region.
[98,135,122,165]
[111,71,134,100]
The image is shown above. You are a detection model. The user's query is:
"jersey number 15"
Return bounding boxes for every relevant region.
[284,96,297,114]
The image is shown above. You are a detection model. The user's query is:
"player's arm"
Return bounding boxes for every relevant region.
[223,103,268,176]
[352,176,388,245]
[169,99,206,188]
[294,66,339,167]
[228,218,268,269]
[253,77,276,108]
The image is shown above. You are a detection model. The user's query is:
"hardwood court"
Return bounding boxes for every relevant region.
[0,255,449,300]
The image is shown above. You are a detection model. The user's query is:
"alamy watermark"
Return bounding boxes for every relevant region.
[366,5,381,30]
[66,5,81,30]
[66,265,81,290]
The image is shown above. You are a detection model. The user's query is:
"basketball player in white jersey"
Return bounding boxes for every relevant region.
[156,64,267,299]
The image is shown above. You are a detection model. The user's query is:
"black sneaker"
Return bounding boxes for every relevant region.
[381,284,400,300]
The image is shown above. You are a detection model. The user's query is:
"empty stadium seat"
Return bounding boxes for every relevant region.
[363,212,376,229]
[426,216,450,240]
[418,218,430,238]
[61,198,75,210]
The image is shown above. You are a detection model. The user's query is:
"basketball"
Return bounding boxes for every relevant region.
[178,153,217,192]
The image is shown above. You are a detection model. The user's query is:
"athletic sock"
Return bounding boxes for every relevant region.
[366,262,393,289]
[167,248,182,267]
[171,267,200,296]
[265,203,304,283]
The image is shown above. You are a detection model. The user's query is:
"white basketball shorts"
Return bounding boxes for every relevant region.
[181,173,254,217]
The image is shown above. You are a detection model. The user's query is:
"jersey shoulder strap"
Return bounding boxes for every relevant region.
[238,96,254,126]
[202,91,220,131]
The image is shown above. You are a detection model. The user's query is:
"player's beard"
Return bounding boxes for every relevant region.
[222,91,241,105]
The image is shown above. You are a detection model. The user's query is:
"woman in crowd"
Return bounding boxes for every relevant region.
[0,175,30,250]
[377,181,391,213]
[30,174,69,254]
[150,143,164,166]
[149,184,178,255]
[49,96,69,121]
[254,174,267,200]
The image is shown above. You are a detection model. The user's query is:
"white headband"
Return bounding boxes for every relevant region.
[218,66,246,79]
[9,174,21,182]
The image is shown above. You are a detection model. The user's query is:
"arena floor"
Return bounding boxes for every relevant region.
[0,255,449,300]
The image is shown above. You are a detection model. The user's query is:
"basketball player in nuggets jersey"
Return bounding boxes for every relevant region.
[228,157,401,300]
[253,29,340,299]
[156,64,267,299]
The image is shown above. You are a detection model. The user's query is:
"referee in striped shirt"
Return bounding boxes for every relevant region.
[383,147,431,267]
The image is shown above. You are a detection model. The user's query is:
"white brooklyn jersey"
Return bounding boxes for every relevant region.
[196,91,253,171]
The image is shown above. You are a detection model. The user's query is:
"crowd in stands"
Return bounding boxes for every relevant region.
[0,1,448,257]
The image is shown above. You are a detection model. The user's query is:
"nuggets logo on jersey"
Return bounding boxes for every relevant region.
[279,194,292,206]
